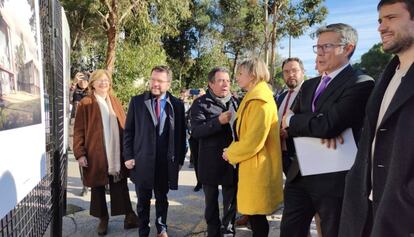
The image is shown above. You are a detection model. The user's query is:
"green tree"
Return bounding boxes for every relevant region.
[353,43,393,80]
[266,0,328,77]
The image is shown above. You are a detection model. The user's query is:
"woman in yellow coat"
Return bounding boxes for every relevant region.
[223,56,283,237]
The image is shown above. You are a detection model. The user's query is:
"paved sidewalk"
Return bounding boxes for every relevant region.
[57,152,319,237]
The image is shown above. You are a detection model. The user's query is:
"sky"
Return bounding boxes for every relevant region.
[278,0,381,77]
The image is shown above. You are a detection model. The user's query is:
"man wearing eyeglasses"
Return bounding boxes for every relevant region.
[123,66,186,237]
[277,57,305,175]
[280,23,374,237]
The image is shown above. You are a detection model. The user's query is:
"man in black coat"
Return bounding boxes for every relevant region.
[190,67,238,237]
[339,1,414,236]
[279,23,374,237]
[124,66,186,237]
[276,57,305,175]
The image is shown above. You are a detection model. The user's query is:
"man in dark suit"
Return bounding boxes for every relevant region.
[190,67,238,237]
[339,1,414,236]
[123,66,186,237]
[277,57,305,175]
[279,23,375,237]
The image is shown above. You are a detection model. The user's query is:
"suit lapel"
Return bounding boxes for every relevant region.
[366,57,400,133]
[379,62,414,127]
[144,96,158,126]
[277,91,287,107]
[305,77,321,112]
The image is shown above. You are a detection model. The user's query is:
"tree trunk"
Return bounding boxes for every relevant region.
[231,51,239,81]
[105,0,118,74]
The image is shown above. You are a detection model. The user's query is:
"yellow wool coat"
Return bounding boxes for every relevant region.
[226,81,283,215]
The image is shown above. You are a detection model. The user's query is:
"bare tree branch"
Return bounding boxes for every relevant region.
[119,0,140,24]
[101,0,113,13]
[96,9,110,30]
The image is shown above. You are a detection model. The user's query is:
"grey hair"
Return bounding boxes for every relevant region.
[207,67,229,83]
[315,23,358,59]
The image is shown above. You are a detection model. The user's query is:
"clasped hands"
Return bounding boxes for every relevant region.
[281,109,344,149]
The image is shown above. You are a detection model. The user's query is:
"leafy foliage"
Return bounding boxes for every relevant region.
[353,43,393,80]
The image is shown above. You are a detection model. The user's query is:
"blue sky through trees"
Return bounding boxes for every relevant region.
[279,0,381,77]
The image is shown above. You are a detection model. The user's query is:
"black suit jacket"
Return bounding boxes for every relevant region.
[339,57,414,237]
[286,65,374,196]
[123,91,186,190]
[190,90,238,185]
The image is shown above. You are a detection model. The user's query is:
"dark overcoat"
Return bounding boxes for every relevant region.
[123,91,186,190]
[73,94,128,187]
[190,91,238,185]
[339,57,414,237]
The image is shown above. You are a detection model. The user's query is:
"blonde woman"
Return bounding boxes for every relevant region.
[73,69,138,235]
[223,57,283,236]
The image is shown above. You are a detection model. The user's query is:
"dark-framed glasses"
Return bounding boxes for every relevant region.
[312,43,345,53]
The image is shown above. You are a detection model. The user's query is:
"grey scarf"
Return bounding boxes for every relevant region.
[208,89,232,107]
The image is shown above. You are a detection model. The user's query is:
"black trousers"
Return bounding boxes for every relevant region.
[189,137,201,186]
[280,177,343,237]
[203,184,237,237]
[136,159,169,237]
[90,176,134,218]
[249,215,269,237]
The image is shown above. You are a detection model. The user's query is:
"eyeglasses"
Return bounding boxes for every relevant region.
[283,68,302,74]
[150,78,170,84]
[312,43,345,53]
[96,79,110,84]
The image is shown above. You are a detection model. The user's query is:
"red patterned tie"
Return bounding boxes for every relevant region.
[281,90,294,151]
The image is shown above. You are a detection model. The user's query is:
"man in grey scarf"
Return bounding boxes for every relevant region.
[190,67,239,237]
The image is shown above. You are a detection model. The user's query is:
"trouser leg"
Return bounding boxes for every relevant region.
[154,183,169,235]
[90,185,108,218]
[280,182,315,237]
[108,177,134,216]
[203,184,221,237]
[136,186,152,237]
[249,215,269,237]
[221,185,237,235]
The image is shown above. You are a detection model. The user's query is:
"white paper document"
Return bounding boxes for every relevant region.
[293,128,357,176]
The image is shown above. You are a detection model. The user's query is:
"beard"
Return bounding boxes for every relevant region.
[286,80,298,89]
[383,32,414,54]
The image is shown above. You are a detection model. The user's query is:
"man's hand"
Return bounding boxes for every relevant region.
[124,159,135,169]
[282,109,294,129]
[321,134,344,149]
[222,148,229,162]
[218,111,232,124]
[78,156,88,167]
[280,128,288,139]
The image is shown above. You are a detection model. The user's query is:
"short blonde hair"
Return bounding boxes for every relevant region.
[237,56,270,85]
[88,69,113,94]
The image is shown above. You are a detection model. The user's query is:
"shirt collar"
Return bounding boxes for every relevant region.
[324,63,350,80]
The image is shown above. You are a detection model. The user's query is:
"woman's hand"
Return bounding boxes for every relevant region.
[78,156,88,167]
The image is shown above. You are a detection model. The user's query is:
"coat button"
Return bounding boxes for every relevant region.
[379,128,387,132]
[377,164,385,168]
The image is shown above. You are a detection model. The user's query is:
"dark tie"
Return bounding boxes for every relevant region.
[281,89,294,118]
[281,89,294,151]
[312,75,331,112]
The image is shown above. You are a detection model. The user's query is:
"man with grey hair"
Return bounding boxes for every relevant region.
[280,23,374,237]
[190,67,238,237]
